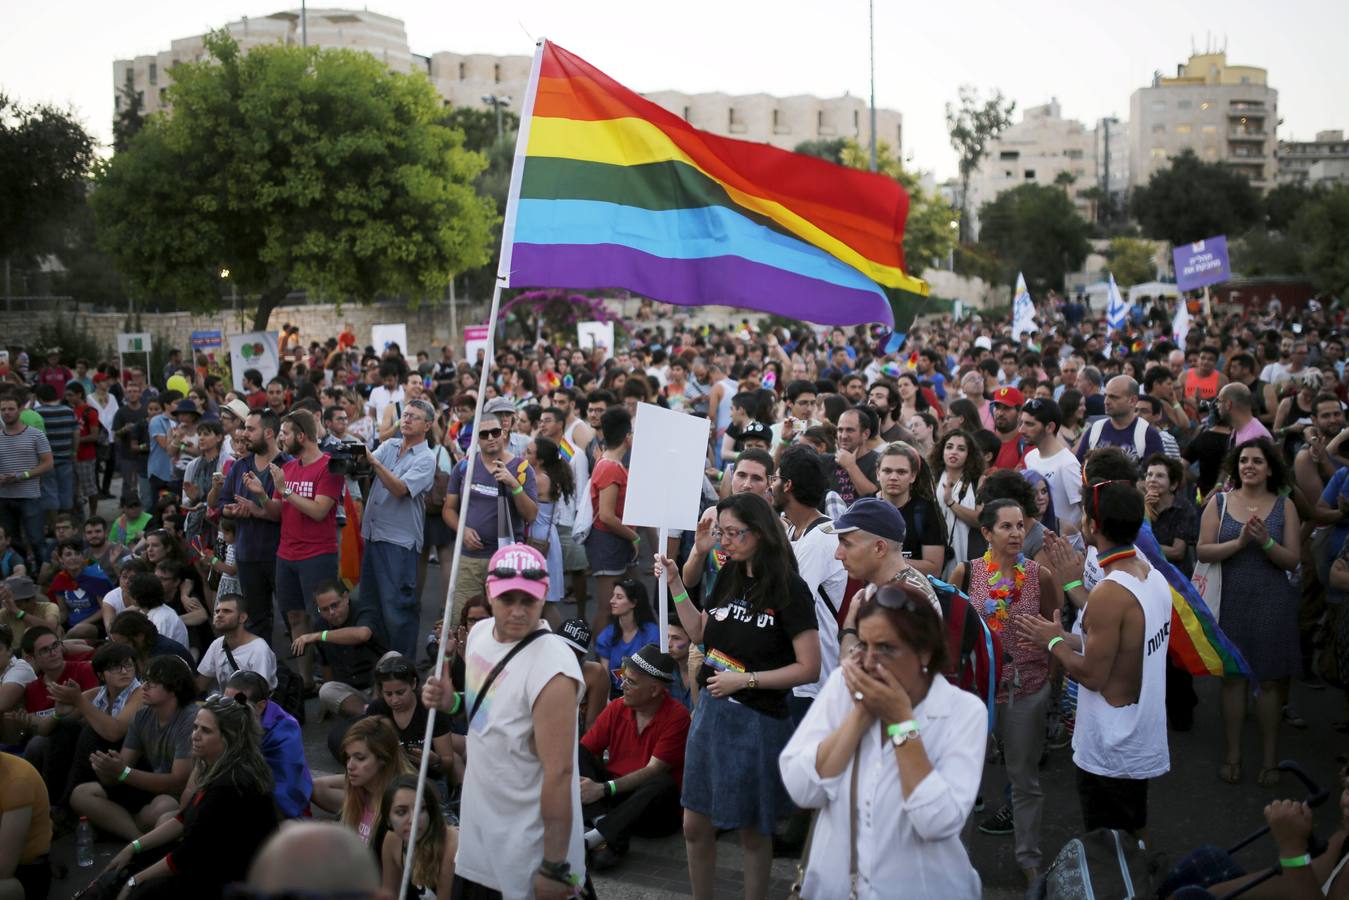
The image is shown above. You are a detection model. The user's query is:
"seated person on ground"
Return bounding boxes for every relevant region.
[107,609,195,671]
[124,572,190,650]
[223,670,313,819]
[196,594,278,694]
[48,538,115,640]
[295,579,386,721]
[0,575,62,646]
[312,715,411,846]
[154,560,208,651]
[0,525,29,578]
[0,752,53,900]
[330,655,453,786]
[0,623,36,715]
[557,616,614,735]
[379,775,458,897]
[70,655,197,841]
[578,643,690,871]
[34,514,79,589]
[98,557,153,636]
[46,641,144,810]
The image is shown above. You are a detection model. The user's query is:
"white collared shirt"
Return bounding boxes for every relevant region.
[779,670,986,899]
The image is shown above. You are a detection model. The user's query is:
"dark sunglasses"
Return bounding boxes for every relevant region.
[873,589,925,614]
[478,427,504,438]
[1087,478,1133,513]
[489,565,547,580]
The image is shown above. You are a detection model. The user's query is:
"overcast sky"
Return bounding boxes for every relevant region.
[3,0,1345,180]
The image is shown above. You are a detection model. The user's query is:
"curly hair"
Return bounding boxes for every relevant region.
[1224,437,1292,495]
[930,429,985,499]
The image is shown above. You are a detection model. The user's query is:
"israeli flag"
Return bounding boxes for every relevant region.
[1173,297,1191,347]
[1106,272,1129,332]
[1011,272,1036,341]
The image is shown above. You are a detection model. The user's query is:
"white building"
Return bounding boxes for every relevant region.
[1278,130,1349,186]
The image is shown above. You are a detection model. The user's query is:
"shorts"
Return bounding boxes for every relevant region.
[105,778,163,814]
[75,459,98,501]
[452,554,491,623]
[1075,765,1150,833]
[275,553,338,617]
[424,512,453,548]
[557,524,588,572]
[586,527,635,577]
[319,680,371,717]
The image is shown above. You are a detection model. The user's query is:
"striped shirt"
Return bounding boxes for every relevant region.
[33,403,76,462]
[0,426,52,500]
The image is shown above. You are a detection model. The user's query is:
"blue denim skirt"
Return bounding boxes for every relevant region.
[680,693,795,834]
[586,527,634,576]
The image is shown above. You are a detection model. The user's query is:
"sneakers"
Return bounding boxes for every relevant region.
[977,804,1015,836]
[589,843,622,872]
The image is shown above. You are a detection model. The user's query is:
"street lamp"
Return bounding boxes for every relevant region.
[948,220,958,271]
[481,94,512,145]
[220,267,238,321]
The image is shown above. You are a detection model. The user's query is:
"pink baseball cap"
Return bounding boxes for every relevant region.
[486,543,549,601]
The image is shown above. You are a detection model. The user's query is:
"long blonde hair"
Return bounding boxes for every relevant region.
[339,716,412,834]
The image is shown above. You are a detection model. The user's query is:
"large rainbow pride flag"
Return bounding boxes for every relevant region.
[1135,521,1254,682]
[499,41,927,327]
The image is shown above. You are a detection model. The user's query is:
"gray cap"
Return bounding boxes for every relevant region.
[3,575,37,601]
[483,397,518,416]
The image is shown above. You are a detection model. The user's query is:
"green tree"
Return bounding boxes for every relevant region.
[92,33,497,331]
[1106,236,1157,286]
[443,105,519,153]
[977,183,1090,292]
[946,86,1015,243]
[792,138,848,165]
[1231,226,1302,277]
[1262,182,1319,232]
[112,84,146,153]
[799,138,958,276]
[0,94,96,264]
[1129,149,1260,246]
[1291,184,1349,298]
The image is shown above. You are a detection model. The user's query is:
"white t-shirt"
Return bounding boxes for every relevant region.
[102,586,126,617]
[455,620,585,899]
[146,605,190,649]
[788,516,847,699]
[366,385,405,422]
[1,655,36,688]
[1024,445,1084,527]
[198,634,278,692]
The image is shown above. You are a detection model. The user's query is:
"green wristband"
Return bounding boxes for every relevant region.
[1047,636,1065,653]
[1062,579,1083,592]
[118,766,132,783]
[510,483,523,496]
[886,720,919,739]
[14,609,23,620]
[1279,853,1311,868]
[132,839,142,855]
[672,590,690,604]
[1262,537,1276,551]
[320,630,329,642]
[448,692,463,716]
[606,780,617,797]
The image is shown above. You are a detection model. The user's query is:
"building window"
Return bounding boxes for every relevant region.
[729,107,746,132]
[1177,99,1192,109]
[1202,125,1217,134]
[1176,124,1192,134]
[683,106,691,121]
[1024,169,1036,179]
[853,109,860,132]
[124,67,134,86]
[1152,123,1166,134]
[493,63,501,83]
[1151,100,1166,112]
[137,90,145,106]
[1065,148,1084,159]
[458,62,466,80]
[999,150,1020,161]
[773,109,788,133]
[158,88,166,104]
[148,62,157,85]
[1151,147,1167,159]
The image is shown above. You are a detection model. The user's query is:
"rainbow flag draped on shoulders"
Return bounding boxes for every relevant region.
[500,41,927,327]
[1135,521,1254,682]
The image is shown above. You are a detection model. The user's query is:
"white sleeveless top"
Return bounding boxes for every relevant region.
[1072,565,1172,780]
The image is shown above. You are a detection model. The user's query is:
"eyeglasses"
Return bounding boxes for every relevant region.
[34,642,63,658]
[478,428,504,439]
[615,672,641,689]
[104,661,137,674]
[847,641,905,662]
[489,565,547,580]
[712,526,751,543]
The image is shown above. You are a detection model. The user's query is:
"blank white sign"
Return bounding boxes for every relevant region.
[622,402,709,532]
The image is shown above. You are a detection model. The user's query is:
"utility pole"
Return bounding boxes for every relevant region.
[481,94,512,144]
[1100,116,1117,227]
[868,0,877,172]
[301,0,308,47]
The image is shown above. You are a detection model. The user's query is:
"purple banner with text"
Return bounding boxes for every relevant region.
[1173,235,1231,291]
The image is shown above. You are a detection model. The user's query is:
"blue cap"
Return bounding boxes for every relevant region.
[822,497,906,544]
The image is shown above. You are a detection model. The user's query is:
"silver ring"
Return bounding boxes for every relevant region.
[853,691,864,701]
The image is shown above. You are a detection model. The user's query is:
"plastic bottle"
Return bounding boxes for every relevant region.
[76,816,94,867]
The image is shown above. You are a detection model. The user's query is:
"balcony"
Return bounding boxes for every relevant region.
[1229,101,1267,112]
[1229,130,1267,140]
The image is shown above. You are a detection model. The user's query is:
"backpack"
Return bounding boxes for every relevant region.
[426,445,450,515]
[1086,416,1149,458]
[930,572,1006,731]
[1039,829,1164,900]
[223,643,306,725]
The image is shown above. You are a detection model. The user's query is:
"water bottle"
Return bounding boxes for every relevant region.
[76,816,94,867]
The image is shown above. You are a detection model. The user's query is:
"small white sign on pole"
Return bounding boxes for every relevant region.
[371,323,409,355]
[623,402,710,650]
[577,321,615,361]
[228,332,281,392]
[116,333,153,354]
[464,325,490,365]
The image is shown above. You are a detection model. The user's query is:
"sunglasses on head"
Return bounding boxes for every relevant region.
[489,565,547,580]
[873,589,925,614]
[1087,478,1133,513]
[374,658,417,680]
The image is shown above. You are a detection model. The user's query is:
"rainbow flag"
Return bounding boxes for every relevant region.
[557,437,575,462]
[500,41,927,327]
[1135,522,1254,682]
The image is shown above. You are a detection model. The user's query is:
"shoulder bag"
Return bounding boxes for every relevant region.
[1191,491,1225,620]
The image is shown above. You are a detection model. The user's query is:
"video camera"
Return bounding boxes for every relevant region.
[327,439,373,479]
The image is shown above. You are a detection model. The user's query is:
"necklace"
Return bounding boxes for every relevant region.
[980,550,1026,632]
[1098,546,1137,566]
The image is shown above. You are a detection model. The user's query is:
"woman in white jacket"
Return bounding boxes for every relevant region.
[779,584,986,900]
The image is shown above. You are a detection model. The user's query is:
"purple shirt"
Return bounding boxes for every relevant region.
[1233,417,1272,446]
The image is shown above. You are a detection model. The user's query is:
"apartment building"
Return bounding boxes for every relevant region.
[1278,130,1349,186]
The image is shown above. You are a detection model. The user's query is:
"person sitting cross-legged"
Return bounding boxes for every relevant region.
[195,593,277,695]
[223,669,313,819]
[578,643,690,871]
[70,655,197,841]
[293,579,387,721]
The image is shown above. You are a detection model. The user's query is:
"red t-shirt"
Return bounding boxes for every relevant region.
[589,458,628,534]
[992,434,1027,470]
[580,694,690,786]
[73,403,101,462]
[274,454,344,560]
[24,660,97,713]
[246,389,267,410]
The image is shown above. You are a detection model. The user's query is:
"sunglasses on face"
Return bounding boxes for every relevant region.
[478,428,504,439]
[489,565,547,580]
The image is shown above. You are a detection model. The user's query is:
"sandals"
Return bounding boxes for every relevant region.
[1219,761,1242,784]
[1258,767,1281,788]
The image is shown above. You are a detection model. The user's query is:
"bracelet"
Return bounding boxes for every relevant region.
[886,720,919,739]
[132,839,142,855]
[118,766,132,783]
[14,609,23,620]
[1279,853,1312,869]
[22,470,29,480]
[510,483,523,496]
[448,692,463,715]
[1047,636,1065,653]
[605,780,617,797]
[1262,537,1276,551]
[839,626,859,639]
[1062,579,1083,592]
[320,630,329,642]
[672,590,689,604]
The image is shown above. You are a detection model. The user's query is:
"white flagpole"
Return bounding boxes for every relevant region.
[658,526,669,651]
[400,36,548,900]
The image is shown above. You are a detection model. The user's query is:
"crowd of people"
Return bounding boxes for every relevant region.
[0,292,1346,899]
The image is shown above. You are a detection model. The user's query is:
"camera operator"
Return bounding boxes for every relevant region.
[361,398,438,659]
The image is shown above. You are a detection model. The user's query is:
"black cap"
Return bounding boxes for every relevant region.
[622,643,675,682]
[558,618,592,654]
[822,497,907,544]
[741,421,772,442]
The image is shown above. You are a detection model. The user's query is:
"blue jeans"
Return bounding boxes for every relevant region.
[364,540,421,659]
[40,459,75,511]
[0,497,47,565]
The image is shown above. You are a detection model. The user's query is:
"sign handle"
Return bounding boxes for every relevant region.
[658,526,669,652]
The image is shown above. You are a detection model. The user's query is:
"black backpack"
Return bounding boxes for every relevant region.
[223,643,306,724]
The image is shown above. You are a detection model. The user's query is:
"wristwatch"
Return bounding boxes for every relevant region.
[282,486,293,498]
[126,876,137,889]
[747,671,759,689]
[538,858,571,883]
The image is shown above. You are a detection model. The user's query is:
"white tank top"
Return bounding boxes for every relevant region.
[714,378,737,434]
[1072,565,1172,780]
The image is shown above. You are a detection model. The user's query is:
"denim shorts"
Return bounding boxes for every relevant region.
[586,527,634,576]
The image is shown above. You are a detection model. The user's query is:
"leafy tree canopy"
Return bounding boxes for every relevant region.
[1129,149,1260,246]
[1291,184,1349,298]
[0,94,96,262]
[92,33,497,331]
[977,183,1090,292]
[1105,236,1157,287]
[946,86,1015,243]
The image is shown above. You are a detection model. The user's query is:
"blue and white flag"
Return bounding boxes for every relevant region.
[1011,272,1037,341]
[1173,297,1191,347]
[1106,272,1129,332]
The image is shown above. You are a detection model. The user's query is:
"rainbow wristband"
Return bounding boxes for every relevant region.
[672,590,689,604]
[1062,580,1084,592]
